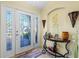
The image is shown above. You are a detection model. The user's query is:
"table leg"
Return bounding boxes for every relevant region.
[53,42,57,58]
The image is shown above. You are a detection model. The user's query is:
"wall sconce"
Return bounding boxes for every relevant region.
[68,11,79,28]
[42,20,46,28]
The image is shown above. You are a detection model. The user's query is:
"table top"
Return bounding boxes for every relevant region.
[47,38,70,43]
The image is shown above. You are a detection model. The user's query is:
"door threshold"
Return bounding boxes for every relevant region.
[12,48,35,58]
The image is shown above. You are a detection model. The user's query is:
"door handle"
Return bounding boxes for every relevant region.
[16,30,19,36]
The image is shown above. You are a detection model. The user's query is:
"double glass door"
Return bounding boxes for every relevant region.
[1,6,39,57]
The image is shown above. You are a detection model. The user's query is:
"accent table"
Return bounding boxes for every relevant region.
[42,37,70,58]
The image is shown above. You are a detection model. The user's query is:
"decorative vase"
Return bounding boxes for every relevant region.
[62,32,69,41]
[42,20,46,28]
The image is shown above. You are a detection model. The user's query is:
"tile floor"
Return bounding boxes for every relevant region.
[17,48,55,58]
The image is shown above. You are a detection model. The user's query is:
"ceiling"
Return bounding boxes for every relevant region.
[27,1,48,10]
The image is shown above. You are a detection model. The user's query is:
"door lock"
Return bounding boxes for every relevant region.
[16,31,19,36]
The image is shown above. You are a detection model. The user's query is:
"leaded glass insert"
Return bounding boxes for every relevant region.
[5,9,13,51]
[20,13,31,47]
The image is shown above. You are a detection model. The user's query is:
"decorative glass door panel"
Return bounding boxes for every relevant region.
[1,6,15,57]
[20,14,31,47]
[5,9,13,51]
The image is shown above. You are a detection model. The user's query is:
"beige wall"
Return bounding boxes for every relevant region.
[41,1,79,57]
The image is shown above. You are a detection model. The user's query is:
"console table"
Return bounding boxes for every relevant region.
[42,37,70,58]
